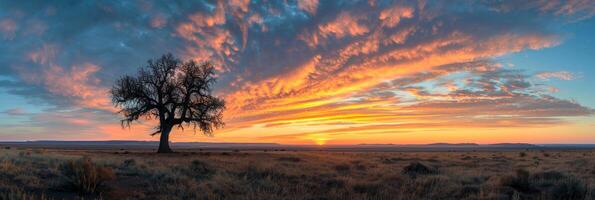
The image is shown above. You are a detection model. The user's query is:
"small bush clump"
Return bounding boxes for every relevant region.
[402,162,436,177]
[500,169,534,193]
[59,157,115,194]
[122,159,136,168]
[550,178,588,200]
[277,157,301,162]
[0,188,48,200]
[334,164,351,173]
[352,182,381,195]
[532,171,565,181]
[189,160,215,179]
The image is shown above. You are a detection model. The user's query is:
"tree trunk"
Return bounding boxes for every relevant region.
[157,125,173,153]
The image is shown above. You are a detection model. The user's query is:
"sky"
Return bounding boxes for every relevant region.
[1,0,594,145]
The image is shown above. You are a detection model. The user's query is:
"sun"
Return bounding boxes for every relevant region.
[313,137,328,145]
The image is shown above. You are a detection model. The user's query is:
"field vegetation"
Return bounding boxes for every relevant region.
[1,147,594,199]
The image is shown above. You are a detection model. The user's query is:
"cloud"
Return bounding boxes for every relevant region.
[224,61,593,133]
[0,18,17,40]
[379,5,414,28]
[17,44,113,112]
[299,11,370,47]
[489,0,595,21]
[298,0,319,15]
[535,71,576,80]
[150,14,167,28]
[1,108,26,116]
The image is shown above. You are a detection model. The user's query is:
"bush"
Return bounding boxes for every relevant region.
[402,162,436,177]
[59,157,115,194]
[189,160,215,179]
[355,164,367,171]
[334,164,351,173]
[352,182,381,195]
[550,178,588,200]
[500,169,534,193]
[323,178,345,189]
[0,160,21,175]
[0,188,48,200]
[532,171,565,181]
[277,157,301,162]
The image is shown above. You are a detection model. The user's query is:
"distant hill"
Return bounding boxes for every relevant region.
[487,143,539,148]
[1,141,594,151]
[427,143,479,147]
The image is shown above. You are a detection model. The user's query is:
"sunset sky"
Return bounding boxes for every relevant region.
[1,0,594,145]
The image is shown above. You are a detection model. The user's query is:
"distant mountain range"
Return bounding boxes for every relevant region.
[1,140,594,151]
[357,143,539,148]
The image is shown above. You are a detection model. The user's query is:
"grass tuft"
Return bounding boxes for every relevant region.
[59,157,115,194]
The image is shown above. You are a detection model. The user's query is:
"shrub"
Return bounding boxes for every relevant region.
[277,157,301,162]
[500,169,534,193]
[550,178,588,200]
[402,162,436,177]
[122,158,136,168]
[0,188,48,200]
[519,152,526,157]
[189,160,215,179]
[0,160,21,175]
[532,171,565,181]
[407,175,454,199]
[59,157,115,194]
[18,151,31,157]
[238,165,291,182]
[323,178,345,189]
[334,164,351,173]
[352,182,381,195]
[461,156,472,160]
[355,164,367,171]
[32,148,46,154]
[457,185,480,198]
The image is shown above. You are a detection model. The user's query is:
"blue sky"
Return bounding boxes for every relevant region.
[499,16,595,108]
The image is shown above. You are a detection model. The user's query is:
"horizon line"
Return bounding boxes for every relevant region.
[1,140,595,146]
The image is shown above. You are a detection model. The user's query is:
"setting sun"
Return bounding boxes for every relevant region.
[312,136,329,146]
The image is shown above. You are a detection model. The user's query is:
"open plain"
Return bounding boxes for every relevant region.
[1,146,594,200]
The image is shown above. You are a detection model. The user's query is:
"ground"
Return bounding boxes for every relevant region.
[1,147,594,200]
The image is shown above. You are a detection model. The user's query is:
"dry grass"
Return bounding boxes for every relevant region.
[0,148,594,199]
[59,157,115,194]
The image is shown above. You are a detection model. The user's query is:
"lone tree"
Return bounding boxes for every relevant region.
[111,54,225,153]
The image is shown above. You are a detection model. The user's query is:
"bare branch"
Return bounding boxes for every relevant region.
[111,54,226,140]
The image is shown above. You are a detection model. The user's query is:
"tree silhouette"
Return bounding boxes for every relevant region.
[111,54,225,153]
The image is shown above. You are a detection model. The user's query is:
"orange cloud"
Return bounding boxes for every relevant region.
[300,11,369,47]
[298,0,319,15]
[379,5,414,28]
[21,45,115,112]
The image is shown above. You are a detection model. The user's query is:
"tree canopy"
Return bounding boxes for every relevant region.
[111,54,225,153]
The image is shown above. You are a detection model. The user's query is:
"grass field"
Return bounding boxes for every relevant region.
[1,147,594,200]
